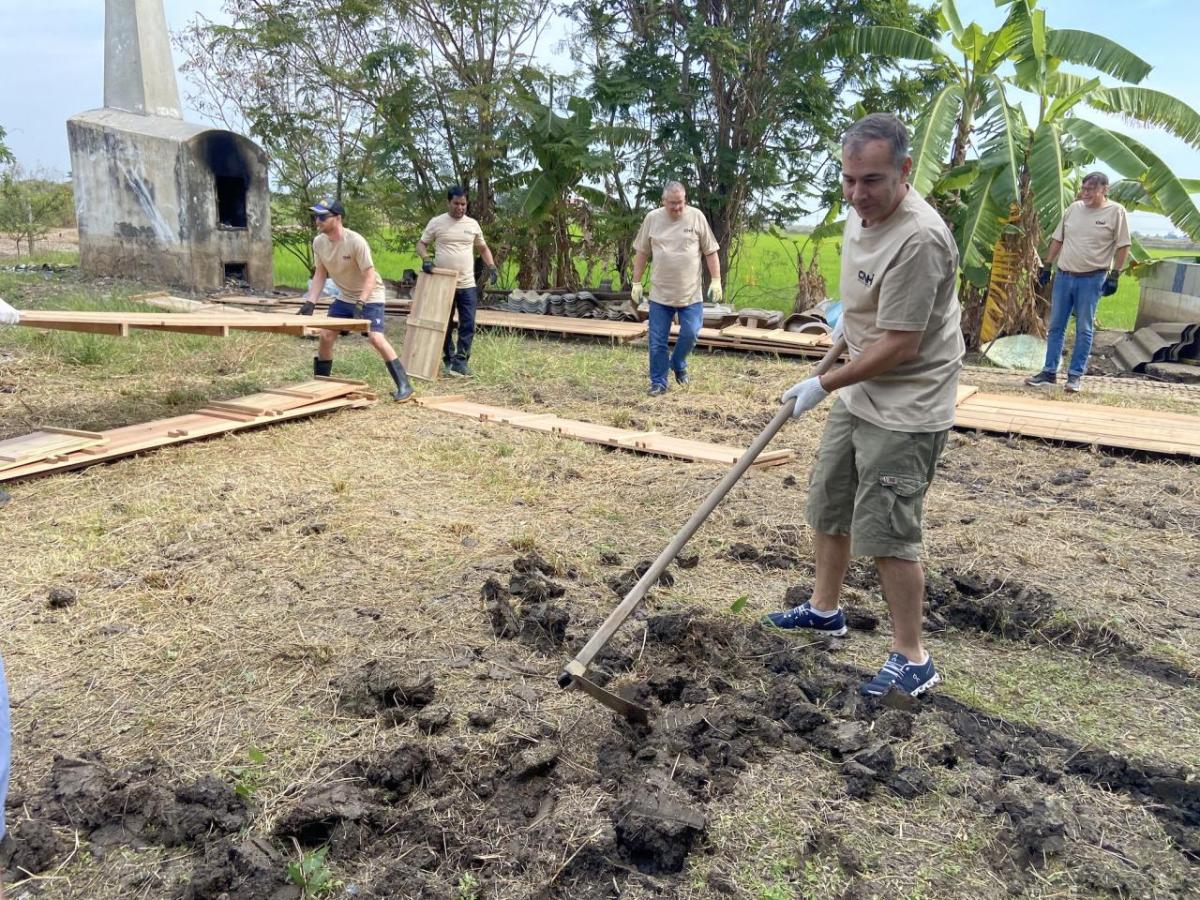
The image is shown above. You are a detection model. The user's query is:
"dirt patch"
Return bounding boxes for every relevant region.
[331,662,437,721]
[483,555,572,650]
[927,570,1198,687]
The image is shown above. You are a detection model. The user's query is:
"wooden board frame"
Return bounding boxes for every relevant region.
[401,269,458,381]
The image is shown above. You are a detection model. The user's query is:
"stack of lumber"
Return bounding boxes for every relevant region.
[416,395,794,466]
[16,310,369,337]
[953,386,1200,458]
[673,323,836,359]
[475,310,648,342]
[0,378,377,483]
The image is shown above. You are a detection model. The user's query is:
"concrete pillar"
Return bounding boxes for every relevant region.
[104,0,182,118]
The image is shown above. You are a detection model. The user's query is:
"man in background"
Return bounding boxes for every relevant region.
[416,187,498,378]
[301,197,413,402]
[1026,172,1130,393]
[631,182,722,396]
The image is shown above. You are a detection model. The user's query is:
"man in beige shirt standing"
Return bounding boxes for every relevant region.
[301,197,413,402]
[631,182,722,396]
[416,187,498,377]
[1026,172,1130,393]
[765,113,964,700]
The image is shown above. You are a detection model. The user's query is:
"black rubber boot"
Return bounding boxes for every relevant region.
[314,357,333,378]
[385,358,414,402]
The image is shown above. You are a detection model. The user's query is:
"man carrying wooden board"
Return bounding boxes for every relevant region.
[299,198,414,402]
[415,187,498,378]
[764,114,964,700]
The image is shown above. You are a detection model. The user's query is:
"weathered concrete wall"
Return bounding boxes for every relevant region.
[104,0,182,118]
[68,109,273,293]
[1136,259,1200,329]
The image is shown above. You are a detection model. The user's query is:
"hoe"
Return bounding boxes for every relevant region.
[559,339,848,722]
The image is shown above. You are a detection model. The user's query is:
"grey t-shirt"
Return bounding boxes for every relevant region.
[839,186,965,433]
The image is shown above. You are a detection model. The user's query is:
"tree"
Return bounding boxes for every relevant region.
[0,126,13,167]
[0,166,74,258]
[568,0,941,287]
[847,0,1200,344]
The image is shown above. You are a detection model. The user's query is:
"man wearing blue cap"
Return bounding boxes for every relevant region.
[299,197,413,401]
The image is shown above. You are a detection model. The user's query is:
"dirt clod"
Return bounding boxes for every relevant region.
[510,743,560,779]
[47,586,77,609]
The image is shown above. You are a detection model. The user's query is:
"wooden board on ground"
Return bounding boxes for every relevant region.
[954,387,1200,457]
[415,395,794,466]
[401,269,459,381]
[16,310,370,337]
[475,310,648,342]
[0,381,376,483]
[205,377,370,416]
[0,428,108,471]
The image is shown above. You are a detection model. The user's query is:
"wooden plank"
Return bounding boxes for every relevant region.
[0,385,377,483]
[475,310,647,342]
[401,270,458,380]
[954,392,1200,457]
[15,310,369,336]
[418,398,794,466]
[204,378,370,415]
[956,385,979,405]
[0,429,108,469]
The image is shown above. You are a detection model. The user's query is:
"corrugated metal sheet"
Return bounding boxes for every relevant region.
[1112,322,1200,373]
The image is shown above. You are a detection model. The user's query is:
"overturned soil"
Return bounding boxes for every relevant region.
[2,296,1199,898]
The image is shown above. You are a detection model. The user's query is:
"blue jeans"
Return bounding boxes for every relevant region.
[648,300,704,388]
[1042,270,1106,377]
[444,287,478,364]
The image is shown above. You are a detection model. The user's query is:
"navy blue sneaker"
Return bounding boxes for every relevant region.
[762,602,848,636]
[674,369,690,385]
[859,652,940,697]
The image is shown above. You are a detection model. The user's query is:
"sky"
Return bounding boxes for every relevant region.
[1,0,1197,233]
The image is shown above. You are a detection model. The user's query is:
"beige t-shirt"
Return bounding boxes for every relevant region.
[633,207,720,307]
[313,229,385,303]
[1052,200,1131,273]
[839,186,965,433]
[420,213,487,289]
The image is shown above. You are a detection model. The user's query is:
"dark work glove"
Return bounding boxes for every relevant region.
[486,265,499,285]
[297,300,316,316]
[421,259,434,274]
[1101,269,1120,297]
[1036,266,1052,288]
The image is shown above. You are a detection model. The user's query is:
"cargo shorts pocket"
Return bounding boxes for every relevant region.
[879,473,927,542]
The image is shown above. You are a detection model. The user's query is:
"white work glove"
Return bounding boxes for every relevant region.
[782,376,829,418]
[0,297,20,326]
[630,282,644,304]
[707,281,723,303]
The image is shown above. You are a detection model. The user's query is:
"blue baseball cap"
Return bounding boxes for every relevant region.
[309,197,345,217]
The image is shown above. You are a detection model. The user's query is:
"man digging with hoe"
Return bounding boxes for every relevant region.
[766,113,964,700]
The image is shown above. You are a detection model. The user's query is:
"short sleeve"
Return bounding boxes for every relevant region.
[633,215,652,255]
[1051,204,1073,243]
[697,212,719,256]
[1115,207,1131,249]
[474,224,487,249]
[419,217,439,245]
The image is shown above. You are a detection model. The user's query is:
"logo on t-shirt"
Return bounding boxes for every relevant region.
[857,269,875,287]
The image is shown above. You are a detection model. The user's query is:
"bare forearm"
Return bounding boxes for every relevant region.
[306,267,327,302]
[1045,239,1062,266]
[704,251,720,281]
[360,268,378,302]
[1113,246,1130,271]
[479,244,496,267]
[632,250,649,282]
[818,332,921,392]
[416,240,429,261]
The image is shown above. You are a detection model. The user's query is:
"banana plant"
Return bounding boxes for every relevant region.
[840,0,1200,344]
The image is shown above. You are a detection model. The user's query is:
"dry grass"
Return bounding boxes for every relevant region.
[1,271,1198,898]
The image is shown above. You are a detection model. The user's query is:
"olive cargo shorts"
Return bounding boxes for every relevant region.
[805,401,948,561]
